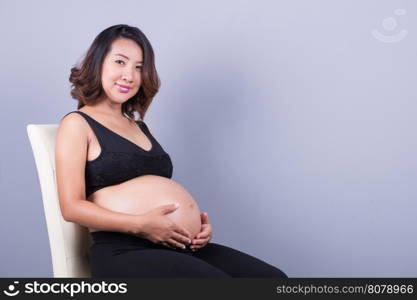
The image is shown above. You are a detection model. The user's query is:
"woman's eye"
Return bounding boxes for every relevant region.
[116,60,142,71]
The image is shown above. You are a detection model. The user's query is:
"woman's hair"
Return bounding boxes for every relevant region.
[69,24,160,121]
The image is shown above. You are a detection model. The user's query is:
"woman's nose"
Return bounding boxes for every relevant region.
[122,69,134,82]
[122,75,133,82]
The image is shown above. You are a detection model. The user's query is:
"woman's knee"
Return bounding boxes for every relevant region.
[194,242,288,278]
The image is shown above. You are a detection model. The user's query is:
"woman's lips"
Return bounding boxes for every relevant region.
[116,84,131,93]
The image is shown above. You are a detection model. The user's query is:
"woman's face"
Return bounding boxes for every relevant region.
[100,38,143,104]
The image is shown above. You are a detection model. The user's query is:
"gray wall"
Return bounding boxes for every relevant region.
[1,0,416,277]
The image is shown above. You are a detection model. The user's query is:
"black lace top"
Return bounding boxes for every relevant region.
[62,111,173,198]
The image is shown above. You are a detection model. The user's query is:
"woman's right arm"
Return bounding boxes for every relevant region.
[55,113,143,235]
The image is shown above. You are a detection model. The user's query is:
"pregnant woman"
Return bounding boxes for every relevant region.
[55,24,288,278]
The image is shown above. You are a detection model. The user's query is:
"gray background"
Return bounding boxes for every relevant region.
[1,0,416,277]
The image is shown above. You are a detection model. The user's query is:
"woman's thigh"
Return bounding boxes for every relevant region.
[90,244,231,278]
[192,242,288,278]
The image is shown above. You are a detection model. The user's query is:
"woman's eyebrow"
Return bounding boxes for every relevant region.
[114,53,143,63]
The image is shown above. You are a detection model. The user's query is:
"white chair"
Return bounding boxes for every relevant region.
[26,124,92,278]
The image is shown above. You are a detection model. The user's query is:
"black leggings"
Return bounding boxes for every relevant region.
[89,231,288,278]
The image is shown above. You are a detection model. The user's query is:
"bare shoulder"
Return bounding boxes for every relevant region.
[57,112,91,141]
[59,112,88,130]
[55,112,90,166]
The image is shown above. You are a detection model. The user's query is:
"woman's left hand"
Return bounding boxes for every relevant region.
[190,212,212,251]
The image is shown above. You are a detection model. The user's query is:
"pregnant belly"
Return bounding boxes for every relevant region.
[87,175,202,239]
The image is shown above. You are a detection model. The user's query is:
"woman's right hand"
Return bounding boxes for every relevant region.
[135,203,192,249]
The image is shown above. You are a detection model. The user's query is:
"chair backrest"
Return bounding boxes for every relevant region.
[26,124,92,278]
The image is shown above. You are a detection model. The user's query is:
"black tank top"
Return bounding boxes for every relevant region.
[61,111,173,198]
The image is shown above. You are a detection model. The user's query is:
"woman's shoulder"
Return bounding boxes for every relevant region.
[59,111,89,127]
[56,112,90,152]
[58,111,90,136]
[61,110,82,120]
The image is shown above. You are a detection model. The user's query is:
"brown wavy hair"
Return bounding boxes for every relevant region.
[69,24,160,121]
